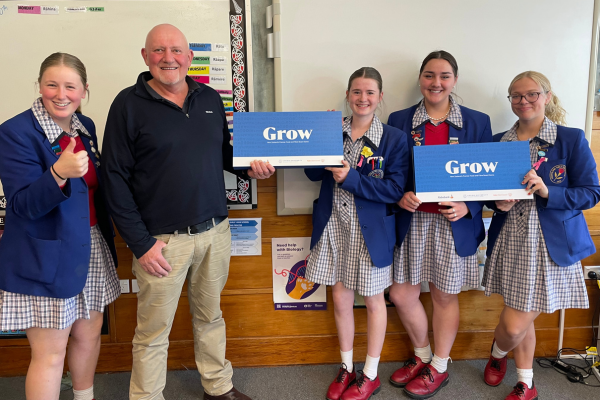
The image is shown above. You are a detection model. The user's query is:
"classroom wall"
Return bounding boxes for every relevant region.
[0,0,598,377]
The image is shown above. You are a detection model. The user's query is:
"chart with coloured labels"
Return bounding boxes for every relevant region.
[230,218,261,256]
[187,42,235,147]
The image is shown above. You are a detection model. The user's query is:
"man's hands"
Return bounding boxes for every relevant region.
[138,240,173,277]
[247,160,275,179]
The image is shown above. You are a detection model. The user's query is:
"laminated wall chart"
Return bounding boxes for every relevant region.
[0,0,257,209]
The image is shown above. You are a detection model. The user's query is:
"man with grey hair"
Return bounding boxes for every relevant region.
[102,24,273,400]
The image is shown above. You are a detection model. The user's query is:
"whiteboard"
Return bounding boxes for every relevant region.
[0,0,255,208]
[274,0,595,215]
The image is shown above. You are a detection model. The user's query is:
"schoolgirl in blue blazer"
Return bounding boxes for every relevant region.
[386,51,492,399]
[0,53,120,400]
[305,67,408,400]
[481,71,600,400]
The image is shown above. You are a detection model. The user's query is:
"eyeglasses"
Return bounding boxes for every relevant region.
[507,92,542,104]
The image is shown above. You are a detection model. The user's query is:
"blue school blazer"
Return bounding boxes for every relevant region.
[486,126,600,266]
[387,104,493,257]
[306,124,409,268]
[0,110,118,298]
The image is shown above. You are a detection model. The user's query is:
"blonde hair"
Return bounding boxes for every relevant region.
[508,71,566,126]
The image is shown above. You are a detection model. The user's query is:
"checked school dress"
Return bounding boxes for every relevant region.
[482,118,588,313]
[0,99,120,331]
[305,115,393,297]
[393,99,480,294]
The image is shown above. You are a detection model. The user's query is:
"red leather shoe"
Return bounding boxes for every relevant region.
[504,381,538,400]
[484,340,507,386]
[340,371,381,400]
[403,365,449,399]
[326,363,356,400]
[389,356,428,387]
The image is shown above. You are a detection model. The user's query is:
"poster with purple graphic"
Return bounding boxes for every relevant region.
[272,237,326,310]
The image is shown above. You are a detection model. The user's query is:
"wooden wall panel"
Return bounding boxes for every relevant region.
[111,284,598,344]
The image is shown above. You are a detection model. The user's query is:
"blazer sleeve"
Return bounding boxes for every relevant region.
[341,133,407,203]
[544,130,600,211]
[305,168,326,182]
[0,122,70,220]
[465,114,493,217]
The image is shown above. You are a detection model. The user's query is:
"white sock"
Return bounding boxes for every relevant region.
[430,354,450,373]
[341,349,354,372]
[73,385,94,400]
[414,344,432,363]
[492,342,509,359]
[516,368,534,389]
[363,354,380,380]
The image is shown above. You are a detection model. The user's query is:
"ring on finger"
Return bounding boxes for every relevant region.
[452,208,455,212]
[454,212,457,217]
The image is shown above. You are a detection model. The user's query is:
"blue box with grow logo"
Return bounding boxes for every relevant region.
[233,111,343,168]
[413,141,532,202]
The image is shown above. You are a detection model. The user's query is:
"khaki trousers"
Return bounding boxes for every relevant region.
[129,219,233,400]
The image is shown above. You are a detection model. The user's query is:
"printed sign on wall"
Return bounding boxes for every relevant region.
[272,237,326,310]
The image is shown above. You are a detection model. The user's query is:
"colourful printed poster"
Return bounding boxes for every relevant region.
[272,237,326,310]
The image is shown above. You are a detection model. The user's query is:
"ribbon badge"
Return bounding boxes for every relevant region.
[532,157,547,171]
[358,146,373,167]
[549,164,566,184]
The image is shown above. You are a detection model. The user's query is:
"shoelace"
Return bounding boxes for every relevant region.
[491,358,502,371]
[356,371,368,393]
[335,363,350,383]
[418,365,435,383]
[355,371,371,393]
[403,357,418,369]
[510,383,526,397]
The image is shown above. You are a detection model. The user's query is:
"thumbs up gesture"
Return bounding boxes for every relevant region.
[52,137,89,181]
